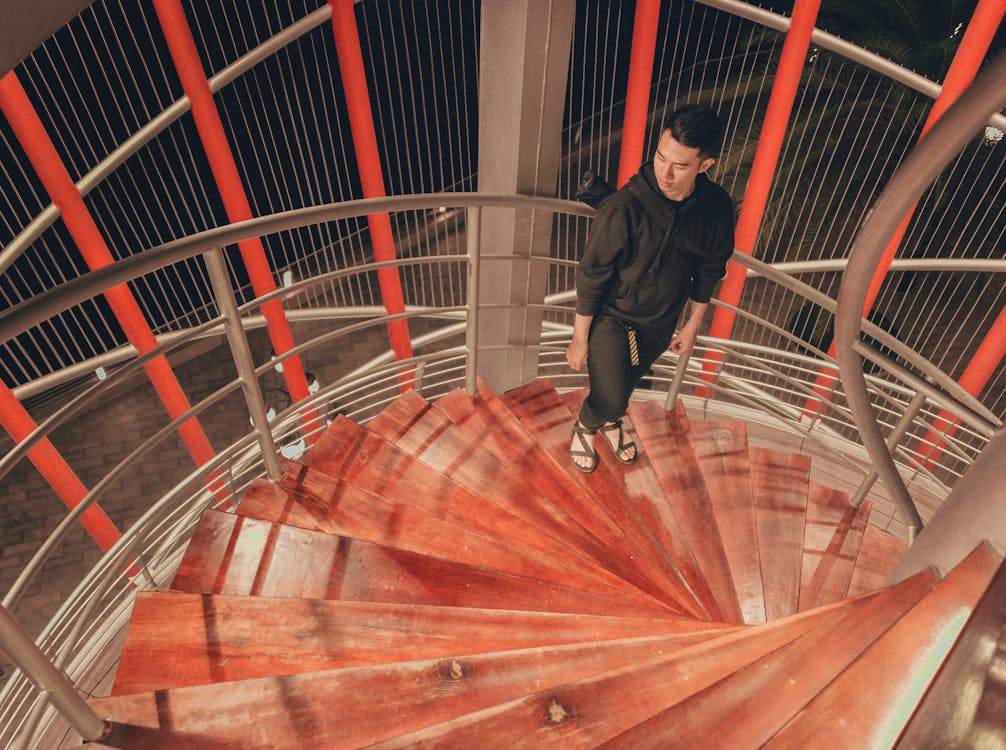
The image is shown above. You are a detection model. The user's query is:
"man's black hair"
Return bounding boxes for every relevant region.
[662,104,723,158]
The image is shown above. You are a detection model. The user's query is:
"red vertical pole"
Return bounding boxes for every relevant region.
[918,303,1006,466]
[616,0,661,188]
[0,72,217,472]
[704,0,821,376]
[152,0,312,405]
[0,384,120,551]
[328,0,415,387]
[803,0,1006,416]
[862,0,1006,314]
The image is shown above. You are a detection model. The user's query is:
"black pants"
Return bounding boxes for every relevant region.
[578,314,674,431]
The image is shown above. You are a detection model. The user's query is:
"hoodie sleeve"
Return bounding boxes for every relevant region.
[689,193,735,303]
[575,196,633,317]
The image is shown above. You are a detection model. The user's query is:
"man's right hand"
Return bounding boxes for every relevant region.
[566,338,588,371]
[567,312,594,371]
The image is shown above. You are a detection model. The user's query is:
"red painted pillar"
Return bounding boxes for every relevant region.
[863,0,1006,314]
[0,72,217,472]
[0,384,120,551]
[804,0,1006,416]
[328,0,414,386]
[616,0,661,188]
[918,303,1006,466]
[703,0,821,388]
[152,0,313,404]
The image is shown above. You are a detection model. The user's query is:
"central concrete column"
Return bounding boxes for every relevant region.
[476,0,575,392]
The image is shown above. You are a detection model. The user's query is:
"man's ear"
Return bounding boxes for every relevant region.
[698,157,716,174]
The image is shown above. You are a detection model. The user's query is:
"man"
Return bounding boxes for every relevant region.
[567,104,734,472]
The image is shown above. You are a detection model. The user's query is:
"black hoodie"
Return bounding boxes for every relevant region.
[574,162,734,331]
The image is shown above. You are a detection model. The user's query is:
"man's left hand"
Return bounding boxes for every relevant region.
[669,329,697,354]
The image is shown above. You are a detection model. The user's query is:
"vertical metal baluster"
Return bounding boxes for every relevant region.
[664,349,692,411]
[465,206,482,394]
[0,605,109,743]
[850,390,928,507]
[204,248,282,480]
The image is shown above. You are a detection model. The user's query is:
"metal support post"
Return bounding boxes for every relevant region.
[0,604,109,743]
[204,249,282,480]
[465,206,482,395]
[849,390,928,508]
[664,350,692,411]
[705,0,822,381]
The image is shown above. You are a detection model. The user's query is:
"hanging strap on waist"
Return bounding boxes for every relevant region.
[627,326,640,366]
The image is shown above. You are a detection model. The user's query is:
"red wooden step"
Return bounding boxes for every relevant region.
[628,399,743,624]
[233,477,328,531]
[751,446,811,621]
[557,392,729,623]
[112,592,732,695]
[763,542,1002,748]
[373,384,705,617]
[171,509,678,617]
[799,484,872,610]
[301,412,672,611]
[274,459,676,609]
[689,419,766,625]
[500,379,712,619]
[363,593,877,748]
[432,384,697,613]
[847,523,908,597]
[92,630,740,749]
[596,567,939,749]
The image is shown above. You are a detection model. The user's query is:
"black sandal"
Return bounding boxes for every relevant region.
[569,420,598,473]
[600,418,637,464]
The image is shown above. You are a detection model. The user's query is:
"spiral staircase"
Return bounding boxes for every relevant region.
[80,378,1001,748]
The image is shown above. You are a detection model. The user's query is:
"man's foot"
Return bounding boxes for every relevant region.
[569,420,597,473]
[599,418,637,464]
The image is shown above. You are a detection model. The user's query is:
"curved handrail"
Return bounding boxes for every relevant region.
[834,51,1006,542]
[0,6,335,276]
[697,0,1006,132]
[0,193,591,343]
[0,191,993,441]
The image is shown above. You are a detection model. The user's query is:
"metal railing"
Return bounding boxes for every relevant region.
[0,191,1000,744]
[834,51,1006,542]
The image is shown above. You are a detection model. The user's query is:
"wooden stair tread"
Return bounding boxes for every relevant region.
[93,631,743,749]
[434,383,703,614]
[359,594,877,748]
[628,399,743,624]
[302,415,652,603]
[554,389,726,621]
[171,509,678,617]
[112,592,731,695]
[799,483,872,610]
[751,446,811,621]
[379,381,703,616]
[301,414,627,583]
[689,419,766,625]
[763,542,1002,748]
[267,458,666,610]
[597,567,939,749]
[500,379,711,618]
[848,523,908,596]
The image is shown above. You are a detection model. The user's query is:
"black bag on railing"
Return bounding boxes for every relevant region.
[574,170,616,208]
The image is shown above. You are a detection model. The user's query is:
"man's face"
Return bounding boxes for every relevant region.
[653,129,716,201]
